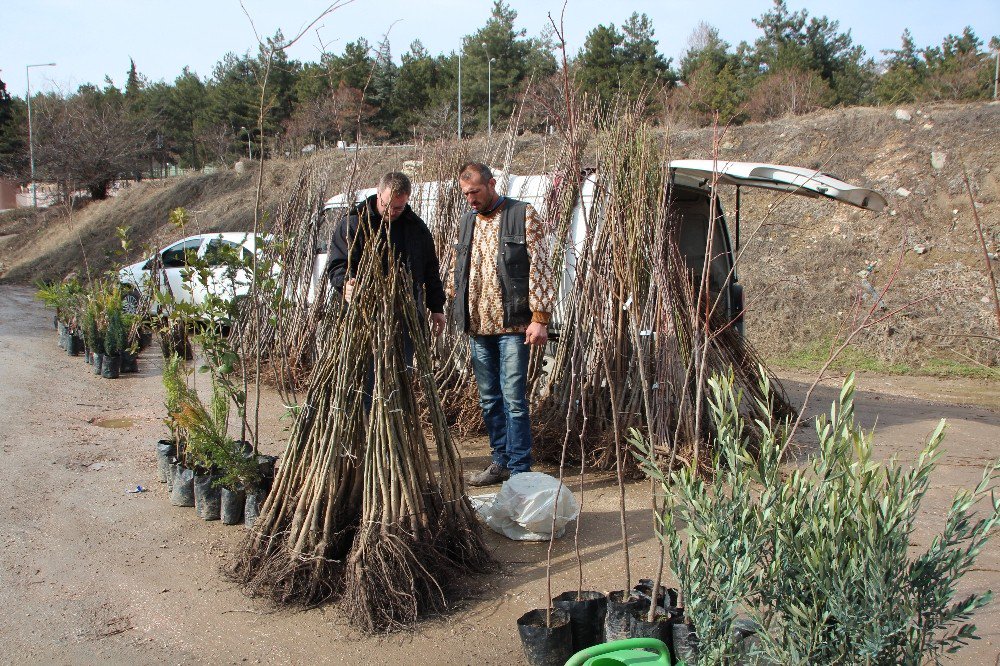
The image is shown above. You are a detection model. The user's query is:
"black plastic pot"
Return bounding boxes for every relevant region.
[93,353,104,376]
[57,323,67,349]
[633,579,678,609]
[66,334,82,356]
[138,330,153,350]
[84,349,93,365]
[53,315,59,330]
[244,483,271,528]
[256,454,278,480]
[194,472,222,520]
[627,600,681,661]
[101,353,122,379]
[605,590,643,642]
[220,487,246,525]
[121,349,139,373]
[672,617,698,664]
[517,608,574,666]
[156,440,175,483]
[552,590,607,652]
[170,465,196,507]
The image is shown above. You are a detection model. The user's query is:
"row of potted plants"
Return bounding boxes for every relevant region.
[40,278,146,379]
[517,583,698,666]
[154,353,275,525]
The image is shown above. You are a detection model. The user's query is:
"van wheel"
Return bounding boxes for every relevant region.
[121,287,142,315]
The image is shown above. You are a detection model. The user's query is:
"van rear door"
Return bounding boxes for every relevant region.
[668,160,887,212]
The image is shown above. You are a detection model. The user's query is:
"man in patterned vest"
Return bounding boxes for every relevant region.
[451,162,555,486]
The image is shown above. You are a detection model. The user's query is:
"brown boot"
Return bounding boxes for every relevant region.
[468,462,511,487]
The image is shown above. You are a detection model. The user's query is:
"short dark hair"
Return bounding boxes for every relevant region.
[458,162,493,184]
[378,171,411,196]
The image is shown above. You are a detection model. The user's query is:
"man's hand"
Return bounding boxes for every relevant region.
[430,312,446,337]
[344,278,356,303]
[524,321,548,346]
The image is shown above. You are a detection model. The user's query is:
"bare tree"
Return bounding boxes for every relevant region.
[32,91,151,200]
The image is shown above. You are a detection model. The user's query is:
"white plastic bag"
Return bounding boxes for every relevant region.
[470,472,580,541]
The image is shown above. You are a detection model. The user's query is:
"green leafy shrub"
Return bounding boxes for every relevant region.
[104,301,126,356]
[631,371,1000,665]
[36,278,85,325]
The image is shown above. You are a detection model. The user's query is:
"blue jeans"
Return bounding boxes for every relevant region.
[469,333,533,473]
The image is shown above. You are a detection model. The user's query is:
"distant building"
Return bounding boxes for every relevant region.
[0,179,17,211]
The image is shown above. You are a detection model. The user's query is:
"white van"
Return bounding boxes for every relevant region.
[316,162,886,334]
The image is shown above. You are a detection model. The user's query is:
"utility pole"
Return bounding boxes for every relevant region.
[457,49,463,140]
[26,62,56,208]
[240,126,252,159]
[482,43,495,139]
[994,48,999,101]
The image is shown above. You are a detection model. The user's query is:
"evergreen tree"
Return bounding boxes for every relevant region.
[125,58,144,98]
[169,67,211,168]
[875,30,926,103]
[577,23,626,103]
[750,0,875,105]
[369,38,399,138]
[577,13,675,111]
[330,38,374,91]
[258,31,302,131]
[391,40,447,139]
[460,1,556,132]
[0,76,27,177]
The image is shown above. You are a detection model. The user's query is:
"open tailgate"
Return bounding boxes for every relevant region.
[669,159,887,212]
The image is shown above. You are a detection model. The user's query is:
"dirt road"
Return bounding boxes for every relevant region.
[1,285,997,665]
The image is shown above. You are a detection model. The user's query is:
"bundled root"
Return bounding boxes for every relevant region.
[233,223,491,629]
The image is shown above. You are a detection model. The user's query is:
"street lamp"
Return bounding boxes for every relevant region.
[482,43,495,139]
[240,126,252,160]
[26,62,56,208]
[457,48,463,140]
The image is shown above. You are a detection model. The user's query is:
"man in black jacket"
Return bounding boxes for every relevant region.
[326,171,446,336]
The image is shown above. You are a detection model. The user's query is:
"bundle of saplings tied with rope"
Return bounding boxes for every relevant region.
[233,221,492,630]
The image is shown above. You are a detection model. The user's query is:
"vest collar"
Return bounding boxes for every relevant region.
[478,195,505,217]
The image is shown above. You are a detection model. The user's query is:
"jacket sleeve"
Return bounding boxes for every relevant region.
[525,204,555,324]
[326,212,361,292]
[423,231,446,314]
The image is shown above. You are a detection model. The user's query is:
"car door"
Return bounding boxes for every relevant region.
[158,237,204,305]
[198,237,252,304]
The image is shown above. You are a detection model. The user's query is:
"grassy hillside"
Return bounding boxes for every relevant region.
[1,102,997,373]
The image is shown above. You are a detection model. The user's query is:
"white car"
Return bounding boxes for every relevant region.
[118,232,264,314]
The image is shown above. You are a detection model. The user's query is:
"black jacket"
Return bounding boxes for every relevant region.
[326,194,446,314]
[452,199,531,331]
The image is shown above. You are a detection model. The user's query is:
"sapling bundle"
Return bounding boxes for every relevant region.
[234,223,491,628]
[532,104,792,471]
[230,155,392,400]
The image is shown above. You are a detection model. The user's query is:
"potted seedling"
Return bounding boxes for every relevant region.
[156,353,187,485]
[161,355,196,507]
[175,382,231,522]
[102,297,126,379]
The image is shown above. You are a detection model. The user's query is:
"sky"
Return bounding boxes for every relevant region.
[4,0,999,99]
